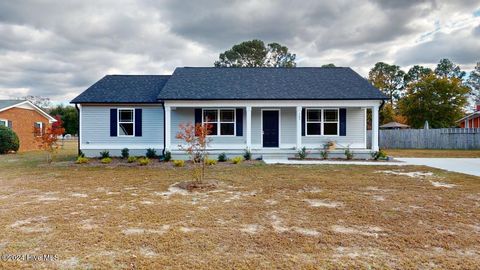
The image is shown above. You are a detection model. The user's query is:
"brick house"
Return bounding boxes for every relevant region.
[457,102,480,128]
[0,100,56,152]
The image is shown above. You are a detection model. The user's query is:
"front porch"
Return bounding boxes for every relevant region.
[164,100,381,159]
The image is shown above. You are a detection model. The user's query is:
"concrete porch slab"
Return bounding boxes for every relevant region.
[263,159,406,166]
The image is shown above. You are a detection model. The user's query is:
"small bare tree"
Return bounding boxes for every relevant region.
[176,122,212,183]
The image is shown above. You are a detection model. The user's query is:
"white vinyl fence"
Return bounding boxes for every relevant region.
[367,128,480,149]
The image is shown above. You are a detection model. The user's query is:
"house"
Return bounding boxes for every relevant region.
[380,121,410,129]
[457,102,480,128]
[0,100,56,152]
[71,67,387,159]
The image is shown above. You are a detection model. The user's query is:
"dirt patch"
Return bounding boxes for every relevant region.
[10,216,51,233]
[240,224,262,234]
[332,225,386,238]
[269,212,319,236]
[122,225,170,235]
[304,199,343,208]
[140,246,158,257]
[430,181,457,188]
[71,193,88,198]
[174,180,219,192]
[376,170,434,178]
[79,219,98,230]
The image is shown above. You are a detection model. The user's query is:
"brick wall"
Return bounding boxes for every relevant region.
[0,107,52,152]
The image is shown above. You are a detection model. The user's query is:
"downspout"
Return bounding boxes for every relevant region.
[378,99,386,151]
[161,101,166,156]
[74,103,80,156]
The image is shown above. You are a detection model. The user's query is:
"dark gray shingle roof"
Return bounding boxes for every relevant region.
[0,100,25,110]
[158,67,387,100]
[71,75,171,103]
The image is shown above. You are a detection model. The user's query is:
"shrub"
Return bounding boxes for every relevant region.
[76,156,89,164]
[101,157,112,164]
[127,156,137,163]
[297,147,308,160]
[243,148,252,161]
[320,150,329,159]
[371,149,387,160]
[173,160,185,167]
[344,146,354,160]
[100,150,110,159]
[0,126,20,154]
[138,157,150,166]
[205,159,217,166]
[231,156,243,164]
[121,148,129,159]
[146,148,157,159]
[163,151,172,162]
[218,152,227,162]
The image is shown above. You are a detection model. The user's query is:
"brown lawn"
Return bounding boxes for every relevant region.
[0,142,479,269]
[386,149,480,158]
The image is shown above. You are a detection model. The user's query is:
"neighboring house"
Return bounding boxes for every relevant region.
[457,102,480,128]
[0,100,56,152]
[380,122,410,129]
[71,67,387,159]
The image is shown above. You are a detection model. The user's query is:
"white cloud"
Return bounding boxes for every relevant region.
[0,0,478,103]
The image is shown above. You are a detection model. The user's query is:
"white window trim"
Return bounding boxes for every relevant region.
[0,118,8,127]
[118,108,135,137]
[34,121,43,137]
[305,108,340,137]
[202,108,236,137]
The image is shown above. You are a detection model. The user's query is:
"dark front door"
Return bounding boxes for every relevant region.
[262,110,279,148]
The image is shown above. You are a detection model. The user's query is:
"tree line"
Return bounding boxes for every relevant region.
[215,40,480,129]
[21,40,480,135]
[368,59,479,128]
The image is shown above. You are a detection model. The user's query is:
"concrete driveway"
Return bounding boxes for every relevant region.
[396,158,480,177]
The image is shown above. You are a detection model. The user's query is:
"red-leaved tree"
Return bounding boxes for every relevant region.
[34,115,65,163]
[175,122,212,182]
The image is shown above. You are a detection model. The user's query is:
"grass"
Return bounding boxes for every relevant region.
[386,149,480,158]
[0,142,479,269]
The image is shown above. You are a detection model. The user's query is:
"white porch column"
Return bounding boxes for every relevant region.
[296,106,302,149]
[165,105,171,151]
[246,106,252,149]
[371,105,379,151]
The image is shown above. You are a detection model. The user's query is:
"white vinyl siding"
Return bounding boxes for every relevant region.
[80,105,163,150]
[302,107,365,148]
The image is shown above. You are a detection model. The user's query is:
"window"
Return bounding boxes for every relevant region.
[202,109,235,136]
[323,109,339,135]
[0,119,6,127]
[305,108,339,136]
[118,109,134,136]
[34,122,43,136]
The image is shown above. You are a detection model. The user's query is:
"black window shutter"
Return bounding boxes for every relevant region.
[339,108,347,136]
[7,120,12,129]
[301,108,305,136]
[135,108,142,137]
[110,108,117,136]
[194,108,202,125]
[236,108,243,136]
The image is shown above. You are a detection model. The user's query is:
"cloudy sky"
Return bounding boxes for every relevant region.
[0,0,479,103]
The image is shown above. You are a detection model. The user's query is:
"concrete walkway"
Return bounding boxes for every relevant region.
[263,158,480,177]
[395,158,480,177]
